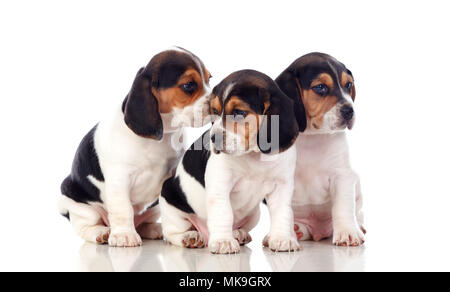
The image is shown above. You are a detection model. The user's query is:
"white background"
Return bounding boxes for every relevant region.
[1,0,449,272]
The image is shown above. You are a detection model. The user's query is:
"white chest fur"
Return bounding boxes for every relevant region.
[94,108,183,212]
[223,148,296,221]
[293,132,352,207]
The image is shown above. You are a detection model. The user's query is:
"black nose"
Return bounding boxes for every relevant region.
[341,106,354,121]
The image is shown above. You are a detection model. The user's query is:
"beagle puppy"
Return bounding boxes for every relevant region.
[276,53,366,247]
[58,47,212,247]
[160,70,302,254]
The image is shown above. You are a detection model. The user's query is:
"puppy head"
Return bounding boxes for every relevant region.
[123,47,212,140]
[276,52,356,134]
[210,70,299,156]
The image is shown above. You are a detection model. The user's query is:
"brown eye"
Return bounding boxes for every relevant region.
[212,109,219,115]
[182,82,197,94]
[312,84,328,96]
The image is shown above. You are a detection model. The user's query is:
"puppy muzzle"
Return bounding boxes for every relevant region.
[211,134,222,154]
[341,105,355,129]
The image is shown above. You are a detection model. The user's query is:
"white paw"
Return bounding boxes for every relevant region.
[137,223,163,240]
[233,229,252,246]
[182,231,206,249]
[333,224,365,247]
[263,234,300,252]
[294,223,311,241]
[90,226,110,245]
[209,238,241,254]
[109,230,142,248]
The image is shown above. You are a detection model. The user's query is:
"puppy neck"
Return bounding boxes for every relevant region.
[296,131,347,151]
[160,113,184,134]
[216,149,286,168]
[301,126,347,136]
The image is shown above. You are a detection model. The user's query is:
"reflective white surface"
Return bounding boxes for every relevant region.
[2,203,450,272]
[77,240,366,272]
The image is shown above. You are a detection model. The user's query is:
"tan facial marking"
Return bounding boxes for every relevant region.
[224,96,253,115]
[263,100,270,114]
[204,68,212,85]
[341,72,356,101]
[153,68,206,113]
[224,96,261,151]
[300,73,338,129]
[310,73,334,88]
[210,95,223,115]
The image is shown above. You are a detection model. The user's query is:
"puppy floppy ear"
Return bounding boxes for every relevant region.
[351,82,356,101]
[346,69,356,101]
[258,88,300,154]
[275,70,307,132]
[123,68,163,140]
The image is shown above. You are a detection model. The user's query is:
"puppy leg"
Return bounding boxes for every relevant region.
[104,177,142,247]
[331,172,365,247]
[71,214,111,244]
[160,198,206,248]
[355,180,366,235]
[233,207,260,246]
[59,196,110,244]
[207,192,240,254]
[136,205,163,240]
[264,182,300,252]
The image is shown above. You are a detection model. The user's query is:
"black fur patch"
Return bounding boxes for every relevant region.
[149,200,159,209]
[161,177,195,214]
[161,131,212,214]
[62,212,70,221]
[275,70,307,132]
[182,131,211,187]
[60,125,104,204]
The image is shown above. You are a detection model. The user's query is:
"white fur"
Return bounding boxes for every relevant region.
[161,143,299,254]
[293,131,365,246]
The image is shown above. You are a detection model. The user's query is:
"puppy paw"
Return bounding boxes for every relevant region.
[182,231,206,249]
[233,229,252,246]
[360,226,367,235]
[209,238,240,254]
[294,223,311,241]
[263,234,300,252]
[333,224,365,247]
[92,227,110,245]
[137,223,163,240]
[109,230,142,248]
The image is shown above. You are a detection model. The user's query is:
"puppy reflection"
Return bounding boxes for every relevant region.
[161,244,251,272]
[78,241,251,272]
[79,242,163,272]
[263,241,366,272]
[263,248,302,272]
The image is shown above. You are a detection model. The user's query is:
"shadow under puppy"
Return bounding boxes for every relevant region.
[160,70,303,254]
[276,52,365,246]
[58,48,212,247]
